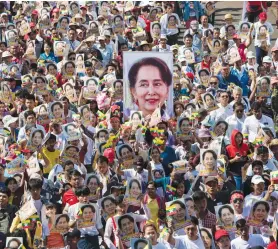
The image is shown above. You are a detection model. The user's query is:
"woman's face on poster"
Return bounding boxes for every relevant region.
[180,119,190,134]
[130,181,141,198]
[205,94,214,107]
[220,207,234,226]
[32,131,43,146]
[241,23,249,33]
[185,200,195,216]
[87,80,97,91]
[83,207,94,221]
[168,16,176,26]
[65,63,75,74]
[52,104,63,118]
[60,18,69,28]
[114,82,123,93]
[131,65,169,116]
[152,24,161,35]
[172,203,186,222]
[203,152,216,169]
[82,107,91,121]
[253,204,268,222]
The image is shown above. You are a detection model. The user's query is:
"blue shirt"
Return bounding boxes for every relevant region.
[230,67,250,96]
[160,146,178,176]
[39,52,58,63]
[217,72,242,90]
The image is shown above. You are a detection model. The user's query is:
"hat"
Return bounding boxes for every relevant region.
[204,176,218,184]
[80,5,87,10]
[233,34,240,40]
[32,10,38,16]
[2,51,12,58]
[160,34,167,40]
[103,30,111,37]
[98,35,105,41]
[215,229,229,241]
[224,13,233,20]
[140,40,152,47]
[103,148,115,164]
[0,13,7,17]
[30,173,42,180]
[53,8,60,13]
[251,175,265,184]
[271,46,278,52]
[259,12,267,20]
[170,45,179,51]
[72,13,85,23]
[3,115,18,128]
[69,22,80,28]
[198,129,211,138]
[263,56,272,63]
[246,51,255,59]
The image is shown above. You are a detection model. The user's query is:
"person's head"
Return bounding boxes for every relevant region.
[55,214,69,231]
[251,160,263,175]
[128,57,172,116]
[96,129,108,142]
[146,181,156,199]
[118,144,133,160]
[184,216,199,241]
[230,190,244,214]
[101,196,116,215]
[174,102,184,117]
[251,175,265,195]
[68,170,82,189]
[113,80,123,93]
[203,93,214,108]
[129,179,141,198]
[75,186,90,204]
[178,117,190,134]
[218,205,234,226]
[80,204,95,221]
[143,224,158,245]
[62,160,74,173]
[97,155,109,175]
[192,191,207,213]
[233,102,244,119]
[118,214,135,234]
[28,178,43,200]
[251,102,262,120]
[0,187,10,206]
[215,229,230,249]
[86,175,100,193]
[204,176,218,196]
[200,228,212,249]
[219,91,229,106]
[252,201,269,222]
[24,110,36,124]
[221,63,230,78]
[25,94,35,110]
[256,146,269,164]
[64,61,75,74]
[236,219,249,240]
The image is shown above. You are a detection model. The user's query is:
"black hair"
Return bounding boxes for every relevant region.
[189,215,199,226]
[80,204,95,213]
[51,101,63,112]
[202,149,217,161]
[84,61,92,67]
[236,218,247,229]
[113,79,123,88]
[5,177,17,186]
[129,179,141,191]
[0,187,11,197]
[218,205,234,219]
[233,102,244,110]
[257,146,269,155]
[178,117,190,129]
[47,63,57,70]
[69,170,81,179]
[118,214,134,230]
[75,186,90,197]
[251,101,262,111]
[192,190,207,202]
[101,196,116,209]
[214,120,228,133]
[200,228,213,240]
[25,93,35,102]
[128,57,172,88]
[96,155,108,164]
[87,175,100,185]
[28,178,43,190]
[252,201,270,213]
[134,239,148,249]
[184,33,193,40]
[119,144,133,158]
[252,160,264,169]
[55,214,70,225]
[131,111,142,120]
[7,238,21,247]
[24,110,36,119]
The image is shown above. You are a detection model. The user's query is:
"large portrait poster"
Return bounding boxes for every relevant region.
[123,52,173,117]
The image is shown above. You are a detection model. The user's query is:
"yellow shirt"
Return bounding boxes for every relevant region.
[39,148,60,174]
[146,198,159,230]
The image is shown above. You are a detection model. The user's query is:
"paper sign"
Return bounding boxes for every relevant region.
[18,200,37,221]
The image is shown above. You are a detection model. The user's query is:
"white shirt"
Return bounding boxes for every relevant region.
[123,169,149,184]
[229,98,251,113]
[209,103,233,123]
[175,235,205,249]
[246,158,278,177]
[242,114,275,142]
[254,21,273,47]
[231,234,269,249]
[225,114,246,140]
[17,124,46,142]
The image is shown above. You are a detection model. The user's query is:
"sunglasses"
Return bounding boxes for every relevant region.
[233,198,243,204]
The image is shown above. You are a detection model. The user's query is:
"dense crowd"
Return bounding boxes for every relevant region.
[0,1,278,249]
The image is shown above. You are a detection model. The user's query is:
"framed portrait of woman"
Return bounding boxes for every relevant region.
[123,52,173,118]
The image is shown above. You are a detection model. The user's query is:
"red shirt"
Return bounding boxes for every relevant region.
[62,189,78,207]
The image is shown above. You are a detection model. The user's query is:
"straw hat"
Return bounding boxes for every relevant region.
[139,40,153,48]
[269,139,278,149]
[72,13,85,24]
